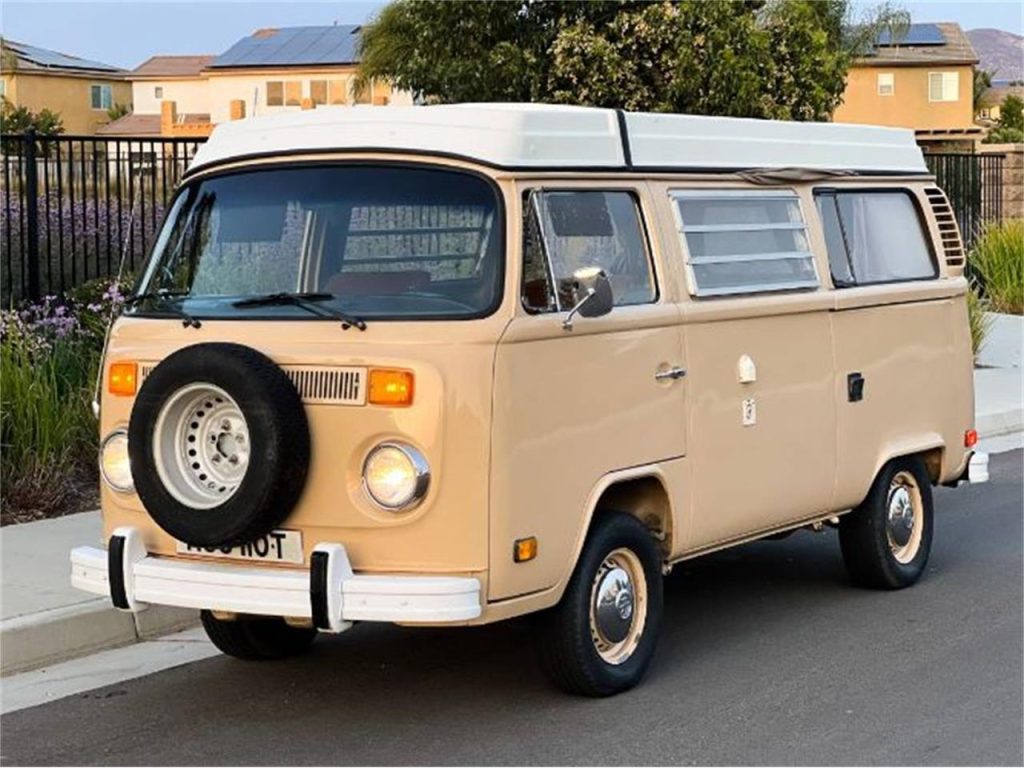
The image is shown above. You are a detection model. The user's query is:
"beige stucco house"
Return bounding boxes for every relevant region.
[0,39,131,135]
[105,26,412,139]
[834,22,981,148]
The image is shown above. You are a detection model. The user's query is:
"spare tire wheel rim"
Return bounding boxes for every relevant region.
[153,383,251,509]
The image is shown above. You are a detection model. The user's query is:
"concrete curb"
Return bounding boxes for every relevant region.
[0,599,196,677]
[977,407,1024,440]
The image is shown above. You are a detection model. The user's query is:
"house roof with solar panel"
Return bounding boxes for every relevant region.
[859,22,978,67]
[208,26,362,70]
[2,39,125,76]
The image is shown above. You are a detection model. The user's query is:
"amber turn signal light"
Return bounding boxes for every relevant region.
[514,537,538,563]
[108,362,138,397]
[964,429,978,448]
[368,369,414,406]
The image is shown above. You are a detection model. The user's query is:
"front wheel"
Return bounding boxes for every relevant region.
[536,512,663,696]
[839,456,934,589]
[201,610,317,660]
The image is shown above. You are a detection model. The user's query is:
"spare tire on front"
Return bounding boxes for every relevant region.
[128,342,310,548]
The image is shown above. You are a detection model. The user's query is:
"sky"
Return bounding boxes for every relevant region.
[0,0,1021,71]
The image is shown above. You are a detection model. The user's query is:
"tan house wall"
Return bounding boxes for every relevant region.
[2,72,131,134]
[204,67,412,124]
[132,77,210,116]
[834,65,974,130]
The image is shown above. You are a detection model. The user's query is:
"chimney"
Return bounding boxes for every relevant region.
[160,100,177,136]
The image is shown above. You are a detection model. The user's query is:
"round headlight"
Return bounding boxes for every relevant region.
[362,442,430,511]
[99,429,134,493]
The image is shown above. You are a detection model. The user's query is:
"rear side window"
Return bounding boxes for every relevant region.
[522,190,657,312]
[671,190,818,297]
[815,190,936,286]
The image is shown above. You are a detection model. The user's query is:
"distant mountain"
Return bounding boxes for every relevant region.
[967,28,1024,82]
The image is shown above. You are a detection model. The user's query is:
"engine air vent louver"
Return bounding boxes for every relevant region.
[924,187,966,269]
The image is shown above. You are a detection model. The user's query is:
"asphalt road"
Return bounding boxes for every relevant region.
[2,451,1021,766]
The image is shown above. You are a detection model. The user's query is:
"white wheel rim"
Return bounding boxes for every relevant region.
[153,383,250,509]
[886,470,924,564]
[589,547,648,665]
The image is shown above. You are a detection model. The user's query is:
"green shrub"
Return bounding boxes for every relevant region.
[0,334,99,522]
[971,220,1024,315]
[0,283,125,524]
[966,280,993,362]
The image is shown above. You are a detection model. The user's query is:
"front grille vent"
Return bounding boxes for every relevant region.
[137,363,366,406]
[924,187,965,269]
[282,366,366,405]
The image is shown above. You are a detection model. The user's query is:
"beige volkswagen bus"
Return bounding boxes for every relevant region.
[71,104,989,696]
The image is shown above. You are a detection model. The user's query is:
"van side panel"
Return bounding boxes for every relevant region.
[829,291,973,509]
[681,307,837,549]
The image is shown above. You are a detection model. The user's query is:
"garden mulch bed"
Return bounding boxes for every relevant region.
[0,475,99,526]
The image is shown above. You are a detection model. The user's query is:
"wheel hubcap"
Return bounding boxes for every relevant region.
[153,383,250,509]
[886,471,923,564]
[589,548,647,665]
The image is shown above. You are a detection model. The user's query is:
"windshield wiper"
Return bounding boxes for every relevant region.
[231,292,367,331]
[124,290,201,329]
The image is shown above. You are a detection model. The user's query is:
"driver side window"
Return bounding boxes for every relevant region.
[521,190,656,313]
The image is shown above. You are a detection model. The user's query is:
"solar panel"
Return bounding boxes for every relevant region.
[876,23,945,46]
[211,25,360,68]
[5,40,122,72]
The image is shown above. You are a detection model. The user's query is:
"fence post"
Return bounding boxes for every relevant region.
[23,128,41,301]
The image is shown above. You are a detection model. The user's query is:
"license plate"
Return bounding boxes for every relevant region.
[176,530,303,564]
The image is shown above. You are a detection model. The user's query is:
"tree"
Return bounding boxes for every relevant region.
[0,97,64,135]
[358,0,906,121]
[974,68,993,113]
[106,103,131,121]
[984,93,1024,144]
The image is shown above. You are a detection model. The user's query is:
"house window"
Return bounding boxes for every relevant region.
[310,80,328,105]
[815,190,936,286]
[328,79,348,105]
[979,107,992,119]
[90,84,113,110]
[877,73,894,96]
[671,189,818,297]
[523,190,657,312]
[154,86,163,99]
[266,81,284,106]
[285,81,302,106]
[929,71,959,102]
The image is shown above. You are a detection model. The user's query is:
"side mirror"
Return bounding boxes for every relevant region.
[563,267,613,330]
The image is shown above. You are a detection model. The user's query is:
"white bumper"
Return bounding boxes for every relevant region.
[70,528,481,630]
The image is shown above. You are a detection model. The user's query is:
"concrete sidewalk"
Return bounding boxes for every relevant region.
[0,512,195,675]
[1,316,1021,676]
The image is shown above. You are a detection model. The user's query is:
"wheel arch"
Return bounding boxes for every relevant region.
[552,465,674,604]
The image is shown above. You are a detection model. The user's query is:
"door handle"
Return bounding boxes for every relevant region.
[655,366,687,381]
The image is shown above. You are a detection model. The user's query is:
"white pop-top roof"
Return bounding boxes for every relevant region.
[188,103,928,176]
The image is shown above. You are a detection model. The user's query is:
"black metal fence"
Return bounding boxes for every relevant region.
[924,152,1004,249]
[1,131,205,304]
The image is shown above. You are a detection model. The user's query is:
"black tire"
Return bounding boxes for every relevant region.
[129,342,310,548]
[537,512,663,696]
[839,456,934,589]
[200,610,317,660]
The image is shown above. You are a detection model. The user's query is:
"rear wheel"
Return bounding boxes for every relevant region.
[537,512,663,696]
[200,611,317,660]
[839,456,934,589]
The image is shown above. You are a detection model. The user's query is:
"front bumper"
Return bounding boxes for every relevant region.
[70,527,481,631]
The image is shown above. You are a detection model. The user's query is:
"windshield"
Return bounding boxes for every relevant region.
[131,164,504,320]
